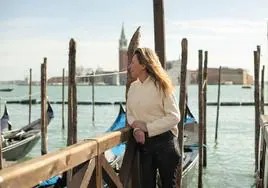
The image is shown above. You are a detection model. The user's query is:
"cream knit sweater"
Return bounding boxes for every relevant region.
[126,76,180,137]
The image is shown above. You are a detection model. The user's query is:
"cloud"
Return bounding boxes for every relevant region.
[167,19,266,37]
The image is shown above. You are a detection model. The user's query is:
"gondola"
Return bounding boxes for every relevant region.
[0,88,13,92]
[104,104,126,169]
[0,102,54,161]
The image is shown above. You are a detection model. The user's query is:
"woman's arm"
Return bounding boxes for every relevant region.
[126,102,135,126]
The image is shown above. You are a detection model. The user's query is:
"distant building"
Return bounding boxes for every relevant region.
[166,60,180,85]
[49,70,119,86]
[166,59,190,85]
[189,67,253,85]
[93,68,119,85]
[48,76,68,85]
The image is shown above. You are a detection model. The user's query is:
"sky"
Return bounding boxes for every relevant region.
[1,0,268,81]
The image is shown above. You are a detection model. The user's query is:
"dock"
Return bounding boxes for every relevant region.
[207,102,258,106]
[5,100,265,106]
[5,100,126,105]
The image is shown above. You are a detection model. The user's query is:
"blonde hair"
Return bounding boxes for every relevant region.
[134,47,174,96]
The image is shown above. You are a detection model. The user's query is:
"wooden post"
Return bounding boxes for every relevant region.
[198,50,204,188]
[203,51,208,167]
[66,38,77,186]
[68,38,77,146]
[0,130,3,169]
[28,68,32,125]
[254,49,260,172]
[261,65,265,115]
[41,58,48,155]
[62,68,65,129]
[153,0,166,68]
[73,65,77,144]
[92,72,95,123]
[215,66,222,142]
[177,38,188,187]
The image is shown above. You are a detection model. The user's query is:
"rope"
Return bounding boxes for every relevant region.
[202,79,207,90]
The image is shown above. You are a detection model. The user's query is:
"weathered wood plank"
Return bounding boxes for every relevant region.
[0,128,129,188]
[101,154,123,188]
[28,68,32,125]
[254,48,260,172]
[69,159,95,188]
[96,155,103,188]
[153,0,166,68]
[41,59,48,155]
[198,49,204,188]
[62,68,65,129]
[177,38,188,187]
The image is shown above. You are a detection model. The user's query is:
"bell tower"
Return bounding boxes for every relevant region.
[119,23,127,50]
[119,23,128,85]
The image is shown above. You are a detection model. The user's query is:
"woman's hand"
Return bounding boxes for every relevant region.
[130,120,148,132]
[133,129,145,144]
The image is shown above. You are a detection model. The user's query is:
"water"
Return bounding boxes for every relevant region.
[0,84,259,187]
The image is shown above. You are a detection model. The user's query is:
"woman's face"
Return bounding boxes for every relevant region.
[128,54,145,79]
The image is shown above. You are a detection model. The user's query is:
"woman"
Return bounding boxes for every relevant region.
[127,47,181,188]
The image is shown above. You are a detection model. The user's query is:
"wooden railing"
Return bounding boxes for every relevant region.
[0,127,140,188]
[257,115,268,188]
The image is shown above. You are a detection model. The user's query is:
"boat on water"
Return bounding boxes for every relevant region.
[104,104,127,169]
[0,102,54,161]
[0,88,13,92]
[241,84,252,89]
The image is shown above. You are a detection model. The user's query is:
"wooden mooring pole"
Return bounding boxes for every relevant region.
[66,38,77,186]
[62,68,65,129]
[92,71,95,123]
[215,66,222,142]
[254,47,260,173]
[41,58,48,155]
[198,50,204,188]
[28,68,32,125]
[153,0,166,68]
[261,65,265,115]
[0,129,3,170]
[177,38,188,187]
[67,38,77,146]
[203,51,208,167]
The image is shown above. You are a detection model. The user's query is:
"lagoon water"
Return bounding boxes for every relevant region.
[0,84,259,187]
